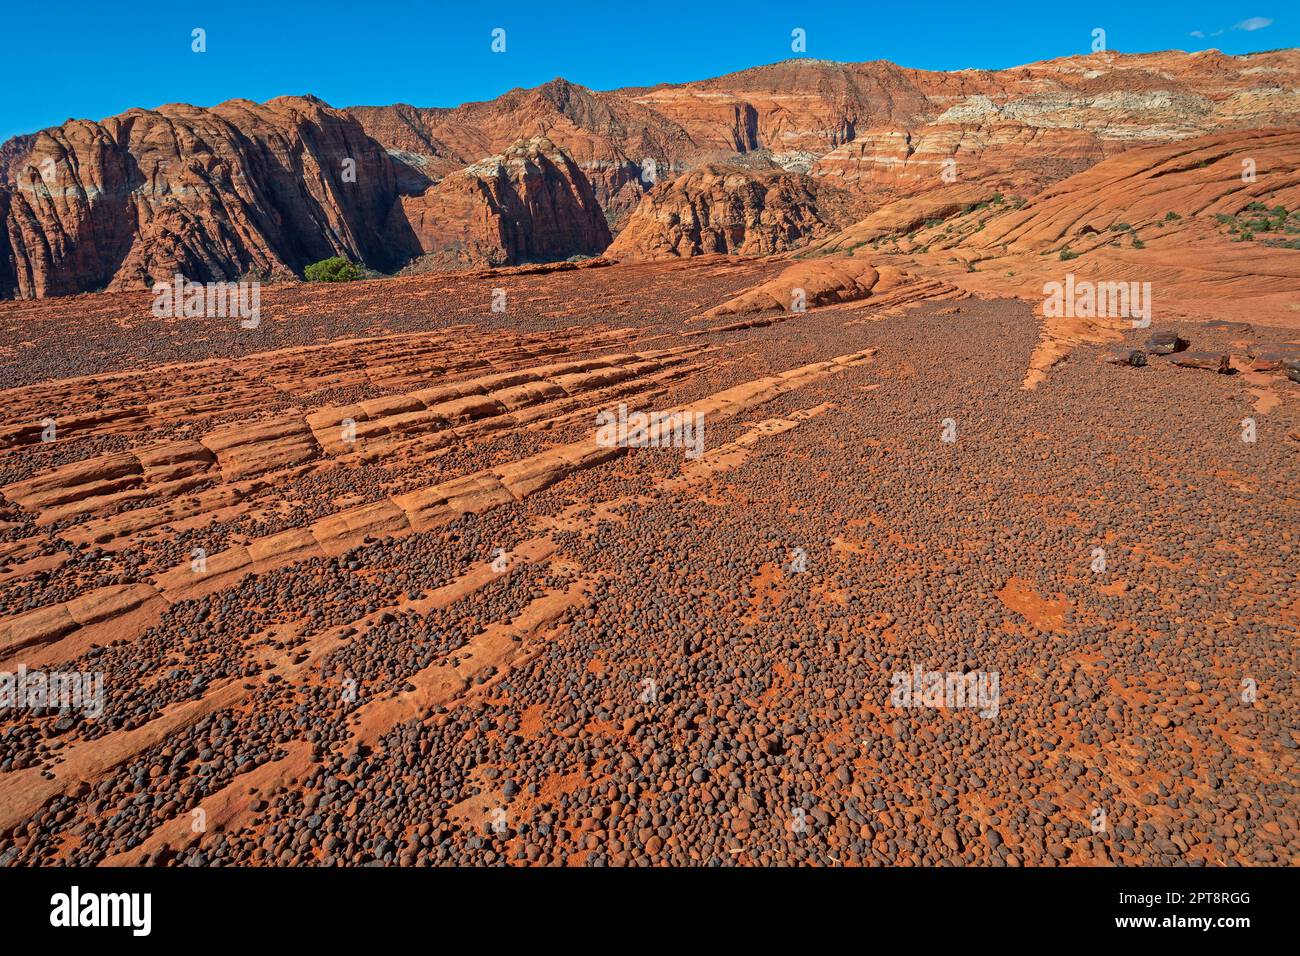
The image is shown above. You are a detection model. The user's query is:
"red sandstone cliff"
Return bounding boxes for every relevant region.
[393,135,612,270]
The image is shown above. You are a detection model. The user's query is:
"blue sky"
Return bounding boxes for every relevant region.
[1,2,1293,142]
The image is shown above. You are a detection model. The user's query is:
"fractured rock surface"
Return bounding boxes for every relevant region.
[0,254,1296,868]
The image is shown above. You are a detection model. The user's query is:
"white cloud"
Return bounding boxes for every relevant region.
[1192,16,1272,39]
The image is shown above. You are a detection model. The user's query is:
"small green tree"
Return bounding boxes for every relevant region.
[305,257,361,282]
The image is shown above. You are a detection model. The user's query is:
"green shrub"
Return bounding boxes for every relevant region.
[1059,247,1078,261]
[1165,211,1181,221]
[305,257,361,283]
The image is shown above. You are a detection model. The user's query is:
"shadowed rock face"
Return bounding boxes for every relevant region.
[0,183,15,297]
[395,136,612,271]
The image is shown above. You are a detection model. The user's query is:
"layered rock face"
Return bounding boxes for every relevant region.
[0,97,414,299]
[810,125,1109,198]
[945,128,1300,260]
[803,183,992,255]
[806,127,1300,388]
[353,48,1300,217]
[606,164,860,260]
[395,135,612,269]
[351,79,697,227]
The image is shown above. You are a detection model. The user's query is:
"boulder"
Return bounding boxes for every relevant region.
[1248,343,1300,372]
[1145,331,1189,355]
[1202,319,1252,334]
[1103,347,1147,367]
[1170,351,1232,373]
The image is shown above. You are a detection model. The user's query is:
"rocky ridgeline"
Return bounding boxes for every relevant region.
[4,49,1300,297]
